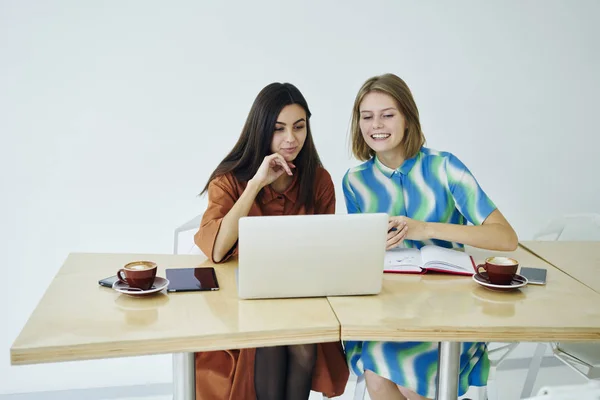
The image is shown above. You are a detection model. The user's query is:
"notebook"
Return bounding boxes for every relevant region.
[384,245,476,275]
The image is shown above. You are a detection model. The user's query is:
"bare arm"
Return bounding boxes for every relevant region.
[210,153,294,263]
[211,180,261,262]
[389,209,518,251]
[426,209,518,251]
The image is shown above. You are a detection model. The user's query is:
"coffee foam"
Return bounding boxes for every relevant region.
[488,257,517,266]
[126,264,152,271]
[124,261,156,271]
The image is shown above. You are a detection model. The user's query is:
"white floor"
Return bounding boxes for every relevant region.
[0,343,592,400]
[0,362,590,400]
[101,360,589,400]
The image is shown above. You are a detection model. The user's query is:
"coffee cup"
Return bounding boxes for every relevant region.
[117,261,157,291]
[476,256,519,285]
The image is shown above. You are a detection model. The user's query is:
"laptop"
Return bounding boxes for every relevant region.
[237,213,388,299]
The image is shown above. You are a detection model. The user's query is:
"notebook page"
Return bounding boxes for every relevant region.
[384,248,423,273]
[420,245,473,273]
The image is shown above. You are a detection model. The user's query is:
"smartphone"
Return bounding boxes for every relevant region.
[520,267,547,285]
[98,275,119,288]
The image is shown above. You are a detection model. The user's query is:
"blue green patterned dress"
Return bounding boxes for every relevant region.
[342,147,496,398]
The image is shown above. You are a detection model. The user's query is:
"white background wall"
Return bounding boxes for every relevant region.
[1,0,599,395]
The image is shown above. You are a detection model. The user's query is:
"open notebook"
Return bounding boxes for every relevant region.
[384,245,476,275]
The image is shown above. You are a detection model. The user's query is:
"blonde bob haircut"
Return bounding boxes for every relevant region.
[350,73,426,161]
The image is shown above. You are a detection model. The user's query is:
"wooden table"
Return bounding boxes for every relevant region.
[520,241,600,293]
[327,246,600,400]
[10,253,341,400]
[12,248,600,400]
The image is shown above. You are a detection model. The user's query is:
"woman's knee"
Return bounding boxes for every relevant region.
[364,369,395,393]
[397,385,431,400]
[287,344,317,370]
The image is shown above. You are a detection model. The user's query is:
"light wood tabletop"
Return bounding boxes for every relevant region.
[520,241,600,294]
[10,253,340,365]
[327,246,600,343]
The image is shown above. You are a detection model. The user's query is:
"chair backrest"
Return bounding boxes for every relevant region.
[173,213,203,255]
[555,342,600,378]
[533,213,600,241]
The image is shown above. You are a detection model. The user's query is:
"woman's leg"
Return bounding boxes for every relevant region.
[286,344,317,400]
[364,369,406,400]
[255,346,287,399]
[397,385,433,400]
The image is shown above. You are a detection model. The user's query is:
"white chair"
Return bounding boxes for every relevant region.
[172,214,203,400]
[519,213,600,399]
[173,214,203,255]
[484,342,520,400]
[347,373,366,400]
[532,213,600,241]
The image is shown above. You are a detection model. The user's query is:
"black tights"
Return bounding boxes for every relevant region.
[254,344,317,400]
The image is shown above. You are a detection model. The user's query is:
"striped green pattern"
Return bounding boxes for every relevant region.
[342,147,495,397]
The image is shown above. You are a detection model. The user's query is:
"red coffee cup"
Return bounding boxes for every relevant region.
[117,261,157,291]
[476,257,518,285]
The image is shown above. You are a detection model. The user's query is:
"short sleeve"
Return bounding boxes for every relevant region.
[342,170,361,214]
[314,168,336,214]
[194,175,239,263]
[445,153,496,225]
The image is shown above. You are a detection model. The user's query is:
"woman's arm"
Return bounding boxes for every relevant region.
[195,153,295,263]
[409,152,518,251]
[210,179,262,263]
[391,209,518,251]
[426,209,518,251]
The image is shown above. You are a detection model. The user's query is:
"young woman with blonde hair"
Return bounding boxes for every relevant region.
[342,73,518,400]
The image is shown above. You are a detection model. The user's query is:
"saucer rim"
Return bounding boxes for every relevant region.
[112,276,170,295]
[472,273,528,289]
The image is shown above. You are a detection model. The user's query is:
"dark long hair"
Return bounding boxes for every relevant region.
[200,82,322,211]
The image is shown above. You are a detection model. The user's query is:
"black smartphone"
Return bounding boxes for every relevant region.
[98,275,119,288]
[520,267,547,285]
[166,267,219,292]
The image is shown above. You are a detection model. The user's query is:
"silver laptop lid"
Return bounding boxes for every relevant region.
[237,213,387,299]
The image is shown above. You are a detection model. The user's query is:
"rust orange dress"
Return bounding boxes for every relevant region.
[193,167,349,400]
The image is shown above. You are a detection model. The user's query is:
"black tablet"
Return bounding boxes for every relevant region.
[166,267,220,292]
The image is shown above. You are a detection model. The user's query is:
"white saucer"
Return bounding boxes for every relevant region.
[112,277,169,297]
[472,273,528,291]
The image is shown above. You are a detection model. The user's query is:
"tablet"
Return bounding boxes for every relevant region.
[166,267,220,292]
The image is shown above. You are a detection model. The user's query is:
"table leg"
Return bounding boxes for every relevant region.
[436,342,460,400]
[173,352,195,400]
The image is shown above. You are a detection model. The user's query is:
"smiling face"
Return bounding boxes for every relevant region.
[270,103,307,162]
[358,91,407,158]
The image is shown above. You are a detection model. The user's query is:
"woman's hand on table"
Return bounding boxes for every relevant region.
[388,216,432,247]
[386,218,408,250]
